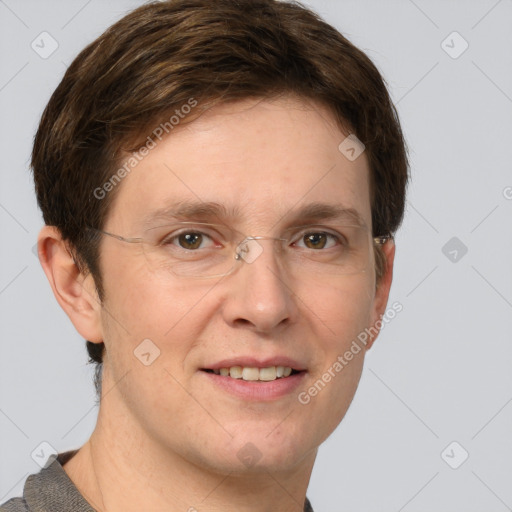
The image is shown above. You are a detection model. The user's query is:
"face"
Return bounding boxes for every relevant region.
[91,96,392,475]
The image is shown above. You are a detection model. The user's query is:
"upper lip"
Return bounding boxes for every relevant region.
[203,356,306,371]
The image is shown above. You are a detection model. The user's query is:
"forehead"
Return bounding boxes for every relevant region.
[107,96,372,232]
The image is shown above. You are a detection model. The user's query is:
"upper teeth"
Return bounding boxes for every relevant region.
[214,366,293,381]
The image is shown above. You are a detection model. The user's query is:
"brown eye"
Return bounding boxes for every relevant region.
[158,225,222,252]
[177,232,203,250]
[303,233,328,249]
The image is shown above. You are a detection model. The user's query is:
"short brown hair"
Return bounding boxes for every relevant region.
[32,0,409,394]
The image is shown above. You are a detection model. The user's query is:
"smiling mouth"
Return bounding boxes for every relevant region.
[202,366,302,382]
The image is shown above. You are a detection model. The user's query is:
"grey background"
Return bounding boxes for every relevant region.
[1,1,511,510]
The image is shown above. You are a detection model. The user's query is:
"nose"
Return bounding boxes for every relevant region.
[221,238,298,334]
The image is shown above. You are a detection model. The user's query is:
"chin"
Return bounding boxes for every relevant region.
[204,448,315,477]
[214,423,319,475]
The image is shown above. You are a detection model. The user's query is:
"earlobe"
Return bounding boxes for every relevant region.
[37,226,104,343]
[365,239,396,350]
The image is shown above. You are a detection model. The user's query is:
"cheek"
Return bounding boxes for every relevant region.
[97,269,209,434]
[310,275,375,348]
[101,247,207,336]
[99,255,225,400]
[297,277,374,433]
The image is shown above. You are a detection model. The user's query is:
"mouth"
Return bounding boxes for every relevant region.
[199,357,307,400]
[201,366,303,382]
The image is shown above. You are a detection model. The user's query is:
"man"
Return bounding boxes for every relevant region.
[1,0,408,510]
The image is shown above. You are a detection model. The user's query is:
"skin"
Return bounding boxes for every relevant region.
[38,96,395,512]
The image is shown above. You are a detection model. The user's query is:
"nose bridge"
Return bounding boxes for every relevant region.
[235,235,286,266]
[225,235,296,332]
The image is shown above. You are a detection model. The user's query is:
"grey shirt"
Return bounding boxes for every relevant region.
[1,451,315,511]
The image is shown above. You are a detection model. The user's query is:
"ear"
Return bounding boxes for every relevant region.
[365,239,396,350]
[37,226,104,343]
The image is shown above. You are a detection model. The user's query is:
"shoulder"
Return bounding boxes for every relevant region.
[0,450,89,512]
[0,497,30,512]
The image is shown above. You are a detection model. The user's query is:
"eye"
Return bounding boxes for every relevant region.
[294,230,342,250]
[162,230,216,250]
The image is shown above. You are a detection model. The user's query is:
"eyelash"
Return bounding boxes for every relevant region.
[295,231,344,249]
[160,228,346,250]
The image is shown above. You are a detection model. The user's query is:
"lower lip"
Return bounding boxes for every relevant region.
[200,371,306,401]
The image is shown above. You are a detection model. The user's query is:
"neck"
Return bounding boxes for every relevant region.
[63,376,316,512]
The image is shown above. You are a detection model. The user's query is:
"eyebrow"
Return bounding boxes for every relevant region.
[142,200,366,228]
[279,202,366,228]
[142,201,243,227]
